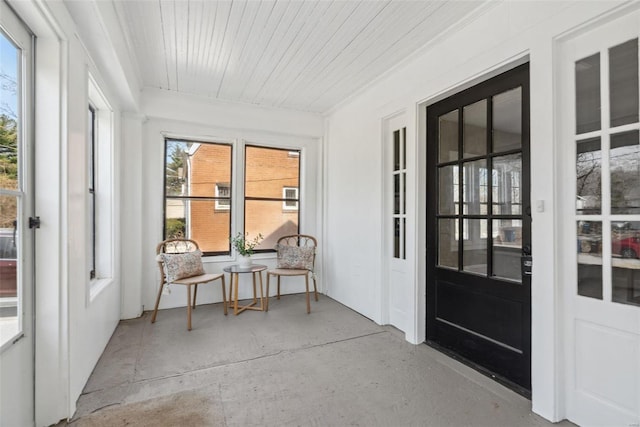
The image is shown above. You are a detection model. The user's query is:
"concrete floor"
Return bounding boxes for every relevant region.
[69,294,568,426]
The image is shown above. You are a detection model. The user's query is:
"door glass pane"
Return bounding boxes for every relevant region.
[492,154,522,215]
[577,221,603,300]
[463,159,487,215]
[575,53,601,134]
[610,130,640,214]
[394,174,400,214]
[612,221,640,307]
[394,218,400,259]
[438,166,457,215]
[0,36,19,192]
[493,87,522,152]
[493,219,522,282]
[393,130,400,171]
[0,194,17,296]
[609,38,639,128]
[0,32,20,346]
[439,110,458,163]
[402,128,406,170]
[463,219,487,275]
[402,218,406,260]
[438,218,458,269]
[402,171,406,214]
[463,100,487,158]
[576,137,602,214]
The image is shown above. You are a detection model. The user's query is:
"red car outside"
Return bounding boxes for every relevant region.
[0,230,17,298]
[612,236,640,259]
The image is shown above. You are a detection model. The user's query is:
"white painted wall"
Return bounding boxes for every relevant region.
[66,37,122,419]
[323,1,629,422]
[135,90,324,315]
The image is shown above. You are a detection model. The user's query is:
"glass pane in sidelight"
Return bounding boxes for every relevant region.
[393,130,400,171]
[402,128,406,170]
[463,159,487,215]
[438,218,458,269]
[462,219,487,275]
[576,137,602,214]
[609,38,639,128]
[575,53,601,134]
[394,174,400,215]
[439,110,458,163]
[610,131,640,214]
[463,100,487,158]
[612,221,640,307]
[492,154,522,215]
[394,217,400,259]
[492,219,522,282]
[493,87,522,152]
[577,221,603,300]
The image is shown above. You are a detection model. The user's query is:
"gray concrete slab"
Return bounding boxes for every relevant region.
[71,294,570,426]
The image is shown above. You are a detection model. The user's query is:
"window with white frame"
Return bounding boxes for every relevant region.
[163,141,302,256]
[88,105,96,279]
[87,74,114,290]
[244,145,301,252]
[163,139,232,255]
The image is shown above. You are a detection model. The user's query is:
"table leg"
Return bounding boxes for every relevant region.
[233,273,239,315]
[252,273,257,304]
[258,271,264,310]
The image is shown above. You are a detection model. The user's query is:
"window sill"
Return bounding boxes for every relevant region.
[89,277,114,303]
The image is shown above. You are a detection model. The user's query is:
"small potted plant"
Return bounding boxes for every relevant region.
[231,232,264,268]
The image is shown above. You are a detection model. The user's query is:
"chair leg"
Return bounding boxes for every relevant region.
[151,281,165,324]
[312,274,318,301]
[186,285,192,331]
[266,273,271,311]
[277,276,281,299]
[305,274,310,314]
[221,276,228,315]
[192,284,198,309]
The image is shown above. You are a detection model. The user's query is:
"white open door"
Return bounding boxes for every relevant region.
[0,2,35,425]
[383,112,412,332]
[559,8,640,426]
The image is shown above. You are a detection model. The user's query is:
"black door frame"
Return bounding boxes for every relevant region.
[426,63,531,393]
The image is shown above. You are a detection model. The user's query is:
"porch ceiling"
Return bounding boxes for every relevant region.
[111,0,486,114]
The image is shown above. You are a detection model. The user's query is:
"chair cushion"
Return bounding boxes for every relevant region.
[161,250,205,283]
[276,245,314,270]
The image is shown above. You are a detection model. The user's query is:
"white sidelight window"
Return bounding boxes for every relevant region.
[87,75,114,294]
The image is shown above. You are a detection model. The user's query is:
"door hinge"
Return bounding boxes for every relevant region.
[29,216,41,229]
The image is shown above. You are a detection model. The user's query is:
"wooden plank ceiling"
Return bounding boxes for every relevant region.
[114,0,485,113]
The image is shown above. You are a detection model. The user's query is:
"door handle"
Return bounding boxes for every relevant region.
[522,245,532,276]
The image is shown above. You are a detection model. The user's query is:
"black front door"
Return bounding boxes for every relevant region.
[426,64,531,391]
